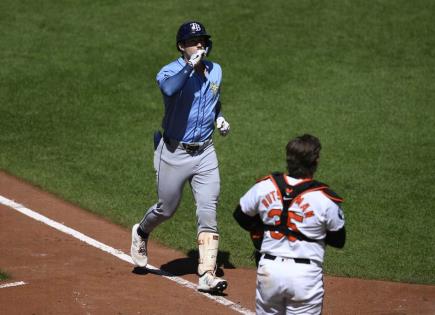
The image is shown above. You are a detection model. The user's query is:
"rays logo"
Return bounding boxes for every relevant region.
[190,22,202,32]
[210,82,219,95]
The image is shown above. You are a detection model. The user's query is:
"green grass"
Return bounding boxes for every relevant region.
[0,270,9,281]
[1,0,434,284]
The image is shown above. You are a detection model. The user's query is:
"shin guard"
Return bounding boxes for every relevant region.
[197,232,219,276]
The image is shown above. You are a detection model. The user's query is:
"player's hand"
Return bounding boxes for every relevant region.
[188,49,206,68]
[216,116,230,136]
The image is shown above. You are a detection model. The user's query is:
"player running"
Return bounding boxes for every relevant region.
[130,21,230,293]
[234,134,346,314]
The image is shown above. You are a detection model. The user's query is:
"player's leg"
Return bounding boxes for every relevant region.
[256,256,286,315]
[286,263,324,315]
[138,148,191,233]
[131,140,192,267]
[190,145,227,293]
[286,302,322,315]
[191,146,220,233]
[143,138,198,228]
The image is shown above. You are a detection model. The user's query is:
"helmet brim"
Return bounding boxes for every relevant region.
[177,34,211,44]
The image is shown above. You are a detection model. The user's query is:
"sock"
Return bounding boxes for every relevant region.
[137,226,149,239]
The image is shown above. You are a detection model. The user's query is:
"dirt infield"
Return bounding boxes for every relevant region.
[0,171,434,314]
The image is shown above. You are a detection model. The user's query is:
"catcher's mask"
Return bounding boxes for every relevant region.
[176,21,213,56]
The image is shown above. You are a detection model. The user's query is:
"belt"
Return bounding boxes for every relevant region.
[263,253,311,264]
[164,136,212,154]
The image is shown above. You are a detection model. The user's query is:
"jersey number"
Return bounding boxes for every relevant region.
[267,209,304,242]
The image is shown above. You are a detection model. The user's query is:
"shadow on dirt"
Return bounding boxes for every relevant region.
[131,250,234,296]
[160,250,236,277]
[131,250,235,278]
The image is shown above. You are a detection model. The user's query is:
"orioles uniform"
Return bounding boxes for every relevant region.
[238,173,345,315]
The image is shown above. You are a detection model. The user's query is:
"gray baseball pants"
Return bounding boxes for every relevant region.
[139,138,220,235]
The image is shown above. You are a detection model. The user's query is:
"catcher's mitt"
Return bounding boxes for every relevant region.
[250,230,263,267]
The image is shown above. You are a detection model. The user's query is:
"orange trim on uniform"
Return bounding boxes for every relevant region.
[321,190,344,202]
[256,174,272,183]
[269,175,283,202]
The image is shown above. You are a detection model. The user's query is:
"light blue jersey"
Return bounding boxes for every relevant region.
[156,57,222,143]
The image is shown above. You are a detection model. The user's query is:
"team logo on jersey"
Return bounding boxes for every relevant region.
[190,22,202,32]
[210,82,219,95]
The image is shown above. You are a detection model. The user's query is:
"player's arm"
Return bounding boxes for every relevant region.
[233,204,264,267]
[214,101,230,136]
[157,65,193,96]
[324,199,346,248]
[233,204,263,231]
[158,51,206,96]
[215,100,222,120]
[325,227,346,248]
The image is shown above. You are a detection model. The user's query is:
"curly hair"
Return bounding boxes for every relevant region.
[286,134,321,179]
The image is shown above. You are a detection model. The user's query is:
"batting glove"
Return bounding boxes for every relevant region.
[216,116,230,136]
[188,49,206,68]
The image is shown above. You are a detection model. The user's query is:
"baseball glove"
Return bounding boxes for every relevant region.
[250,230,263,267]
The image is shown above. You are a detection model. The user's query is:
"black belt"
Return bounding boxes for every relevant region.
[163,135,212,154]
[263,253,311,264]
[180,142,203,153]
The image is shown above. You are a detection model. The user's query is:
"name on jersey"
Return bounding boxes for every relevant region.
[261,190,314,218]
[261,190,314,242]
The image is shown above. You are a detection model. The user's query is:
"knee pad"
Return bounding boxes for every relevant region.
[197,232,219,276]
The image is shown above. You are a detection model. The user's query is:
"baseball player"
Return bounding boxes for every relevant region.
[233,134,346,314]
[130,21,229,293]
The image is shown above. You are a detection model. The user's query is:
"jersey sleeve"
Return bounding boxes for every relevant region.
[325,202,345,232]
[156,65,174,85]
[239,183,261,217]
[156,64,193,96]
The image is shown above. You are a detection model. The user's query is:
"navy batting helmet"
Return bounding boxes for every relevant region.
[176,21,212,55]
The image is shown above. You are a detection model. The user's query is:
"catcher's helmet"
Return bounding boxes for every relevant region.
[176,21,212,56]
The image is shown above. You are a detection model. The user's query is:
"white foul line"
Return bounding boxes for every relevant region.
[0,195,254,315]
[0,281,27,289]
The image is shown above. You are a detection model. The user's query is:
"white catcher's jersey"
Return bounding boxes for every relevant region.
[239,175,345,264]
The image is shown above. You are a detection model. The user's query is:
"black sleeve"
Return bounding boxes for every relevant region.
[215,100,222,120]
[233,204,263,232]
[325,226,346,248]
[159,64,193,96]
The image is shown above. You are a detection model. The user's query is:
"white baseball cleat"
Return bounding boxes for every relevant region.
[197,272,228,293]
[130,224,148,267]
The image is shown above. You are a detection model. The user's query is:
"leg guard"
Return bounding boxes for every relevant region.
[197,232,219,276]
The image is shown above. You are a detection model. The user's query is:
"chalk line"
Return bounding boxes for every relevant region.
[0,195,254,315]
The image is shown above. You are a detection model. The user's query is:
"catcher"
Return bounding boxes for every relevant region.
[233,134,346,314]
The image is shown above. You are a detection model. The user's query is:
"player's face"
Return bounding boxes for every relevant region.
[180,37,206,57]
